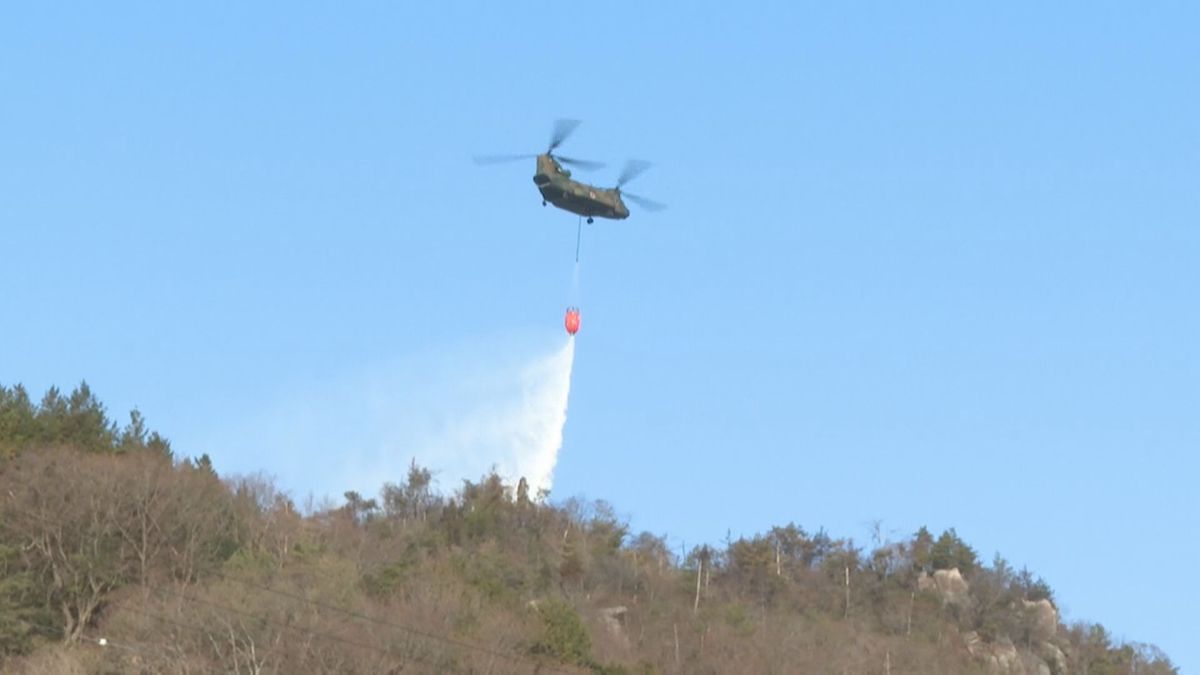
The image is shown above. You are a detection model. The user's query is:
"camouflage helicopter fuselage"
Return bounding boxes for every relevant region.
[533,154,629,221]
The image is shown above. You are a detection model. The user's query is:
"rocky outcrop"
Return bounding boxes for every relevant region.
[1022,599,1057,642]
[967,634,1057,674]
[918,568,970,605]
[963,598,1064,674]
[987,638,1021,673]
[948,578,1066,674]
[599,606,629,649]
[1037,641,1068,675]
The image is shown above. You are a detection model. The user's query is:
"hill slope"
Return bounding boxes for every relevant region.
[0,383,1176,673]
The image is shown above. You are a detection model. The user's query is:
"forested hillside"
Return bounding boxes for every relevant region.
[0,383,1176,673]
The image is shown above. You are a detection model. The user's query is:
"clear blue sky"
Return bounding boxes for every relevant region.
[2,2,1196,668]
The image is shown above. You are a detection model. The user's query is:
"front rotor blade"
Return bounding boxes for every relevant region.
[473,153,537,165]
[549,119,582,152]
[622,191,666,212]
[617,159,652,188]
[555,155,606,171]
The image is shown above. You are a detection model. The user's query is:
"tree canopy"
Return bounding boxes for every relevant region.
[0,383,1177,674]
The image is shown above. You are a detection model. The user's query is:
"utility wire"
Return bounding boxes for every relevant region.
[153,584,458,672]
[2,499,578,673]
[106,599,235,674]
[16,613,209,674]
[210,570,574,674]
[2,574,445,673]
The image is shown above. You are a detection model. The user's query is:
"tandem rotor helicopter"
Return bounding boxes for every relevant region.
[474,120,664,258]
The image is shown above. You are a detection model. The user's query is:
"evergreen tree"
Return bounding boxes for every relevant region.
[930,528,978,575]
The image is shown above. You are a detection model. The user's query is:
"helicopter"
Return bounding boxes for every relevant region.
[474,119,665,225]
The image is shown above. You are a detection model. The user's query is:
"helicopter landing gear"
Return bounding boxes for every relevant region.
[586,217,594,224]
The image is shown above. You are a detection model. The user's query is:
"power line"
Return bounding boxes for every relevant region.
[105,599,233,674]
[1,575,445,673]
[152,584,464,672]
[18,596,442,674]
[14,613,206,673]
[211,570,575,674]
[1,499,577,673]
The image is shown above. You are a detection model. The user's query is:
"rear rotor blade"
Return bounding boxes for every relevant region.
[549,119,582,152]
[473,153,537,165]
[622,191,666,212]
[555,155,606,171]
[616,159,652,188]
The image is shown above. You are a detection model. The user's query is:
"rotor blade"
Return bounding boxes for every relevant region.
[549,119,582,152]
[616,159,652,188]
[555,155,606,171]
[622,191,666,212]
[473,153,537,165]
